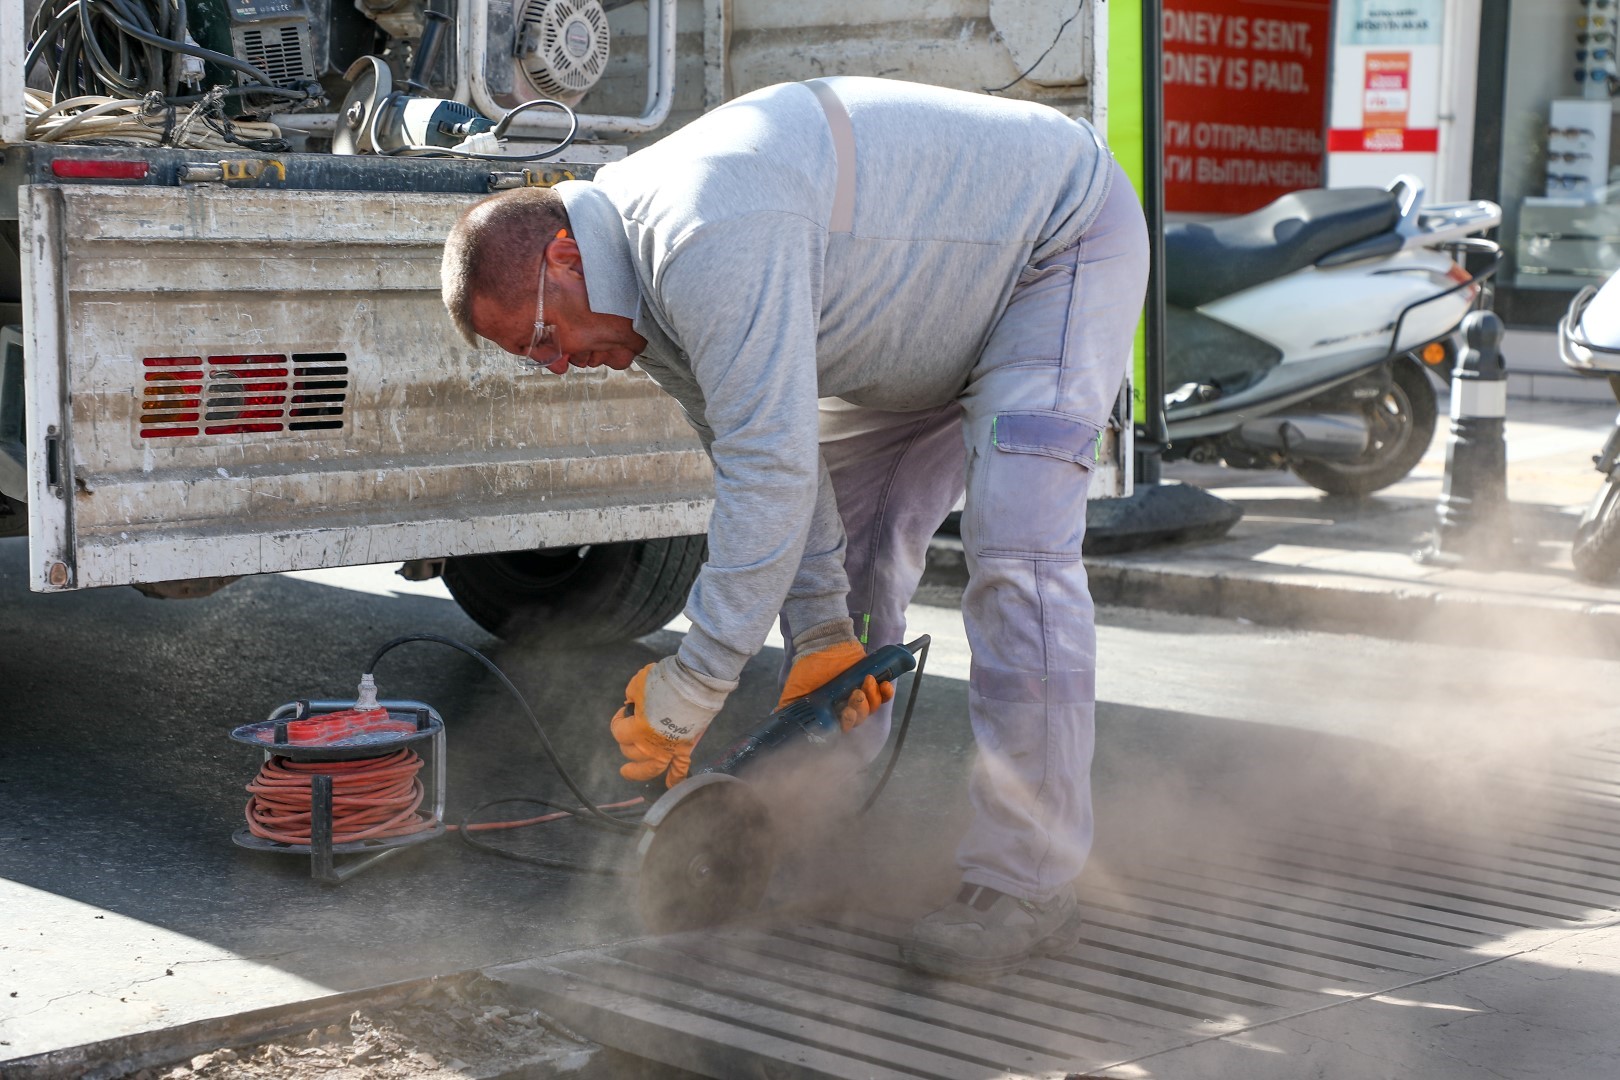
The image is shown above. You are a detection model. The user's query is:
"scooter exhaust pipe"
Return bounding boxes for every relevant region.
[1239,413,1370,460]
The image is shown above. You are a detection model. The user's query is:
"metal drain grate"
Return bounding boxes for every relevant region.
[139,353,349,440]
[494,741,1620,1079]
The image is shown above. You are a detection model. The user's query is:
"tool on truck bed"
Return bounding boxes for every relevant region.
[229,632,930,931]
[23,0,585,158]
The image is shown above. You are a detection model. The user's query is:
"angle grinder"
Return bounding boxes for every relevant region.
[634,636,930,934]
[334,8,576,158]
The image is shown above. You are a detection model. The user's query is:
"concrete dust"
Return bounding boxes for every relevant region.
[740,599,1620,940]
[751,738,975,923]
[113,976,596,1080]
[1080,606,1620,939]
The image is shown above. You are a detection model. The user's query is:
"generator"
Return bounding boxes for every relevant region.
[22,0,659,151]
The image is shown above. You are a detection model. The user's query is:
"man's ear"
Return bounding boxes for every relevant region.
[547,235,586,281]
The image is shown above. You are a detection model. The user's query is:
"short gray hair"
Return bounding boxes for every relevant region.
[441,187,572,346]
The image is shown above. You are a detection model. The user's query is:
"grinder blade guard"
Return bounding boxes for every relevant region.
[635,635,930,934]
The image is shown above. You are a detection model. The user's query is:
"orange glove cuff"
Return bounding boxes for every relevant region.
[610,662,701,788]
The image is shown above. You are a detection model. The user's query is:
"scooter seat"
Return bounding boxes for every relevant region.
[1165,188,1401,308]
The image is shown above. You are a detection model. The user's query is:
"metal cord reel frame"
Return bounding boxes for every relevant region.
[230,698,447,883]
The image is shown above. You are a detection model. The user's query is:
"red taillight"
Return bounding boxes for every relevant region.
[51,160,149,180]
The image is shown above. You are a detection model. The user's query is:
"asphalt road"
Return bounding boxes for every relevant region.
[4,535,1620,1068]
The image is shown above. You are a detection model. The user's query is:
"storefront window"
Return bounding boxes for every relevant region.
[1496,0,1619,322]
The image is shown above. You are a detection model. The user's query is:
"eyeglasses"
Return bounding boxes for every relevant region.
[524,228,569,363]
[1584,0,1613,8]
[1579,30,1614,43]
[1550,151,1595,161]
[1550,126,1598,137]
[1548,173,1593,189]
[1574,67,1615,80]
[1579,14,1609,27]
[1578,48,1613,61]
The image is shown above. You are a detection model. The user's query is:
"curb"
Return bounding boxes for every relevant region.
[922,537,1620,658]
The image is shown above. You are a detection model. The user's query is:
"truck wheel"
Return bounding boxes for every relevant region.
[1572,478,1620,584]
[442,535,706,645]
[1289,356,1437,498]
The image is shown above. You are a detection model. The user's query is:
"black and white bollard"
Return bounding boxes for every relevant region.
[1418,310,1513,566]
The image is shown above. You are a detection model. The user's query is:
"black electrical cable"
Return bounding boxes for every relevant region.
[856,635,929,816]
[365,634,640,834]
[983,1,1084,95]
[456,797,639,875]
[489,97,575,141]
[377,98,580,162]
[364,631,928,874]
[25,0,307,107]
[167,86,310,103]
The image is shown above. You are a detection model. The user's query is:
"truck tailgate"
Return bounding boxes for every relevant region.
[18,182,712,591]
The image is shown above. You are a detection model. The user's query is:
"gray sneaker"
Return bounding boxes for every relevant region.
[900,883,1083,980]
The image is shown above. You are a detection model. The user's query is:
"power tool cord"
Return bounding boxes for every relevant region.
[25,0,303,104]
[376,98,582,162]
[362,632,926,872]
[454,797,644,876]
[366,633,641,835]
[858,635,929,816]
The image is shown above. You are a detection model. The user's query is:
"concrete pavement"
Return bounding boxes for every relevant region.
[7,393,1620,1078]
[930,395,1620,658]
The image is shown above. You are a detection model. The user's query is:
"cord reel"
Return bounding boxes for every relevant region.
[230,698,448,883]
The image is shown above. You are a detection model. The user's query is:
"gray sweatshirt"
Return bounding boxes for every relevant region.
[556,76,1113,690]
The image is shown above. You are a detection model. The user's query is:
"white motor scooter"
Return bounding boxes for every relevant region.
[1557,276,1620,582]
[1163,176,1502,496]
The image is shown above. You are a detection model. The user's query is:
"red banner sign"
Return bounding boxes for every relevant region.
[1162,0,1333,214]
[1326,49,1438,153]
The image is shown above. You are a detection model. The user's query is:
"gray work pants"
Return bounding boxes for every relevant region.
[802,163,1148,903]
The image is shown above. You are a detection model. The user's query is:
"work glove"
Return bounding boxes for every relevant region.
[778,618,896,732]
[610,655,734,789]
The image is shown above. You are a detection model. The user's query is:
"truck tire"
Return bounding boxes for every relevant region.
[442,535,706,645]
[1572,477,1620,584]
[1289,356,1438,498]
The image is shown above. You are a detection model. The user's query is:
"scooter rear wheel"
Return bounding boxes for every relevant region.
[1572,477,1620,584]
[1288,356,1437,498]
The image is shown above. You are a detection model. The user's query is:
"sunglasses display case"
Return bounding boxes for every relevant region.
[1544,99,1612,199]
[1519,97,1619,289]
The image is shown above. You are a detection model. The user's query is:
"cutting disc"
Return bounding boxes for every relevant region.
[635,773,777,934]
[334,56,393,155]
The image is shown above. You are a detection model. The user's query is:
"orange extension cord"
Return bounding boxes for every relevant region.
[244,750,645,845]
[448,797,645,833]
[244,749,434,845]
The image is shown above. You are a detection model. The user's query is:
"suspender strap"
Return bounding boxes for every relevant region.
[805,79,856,234]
